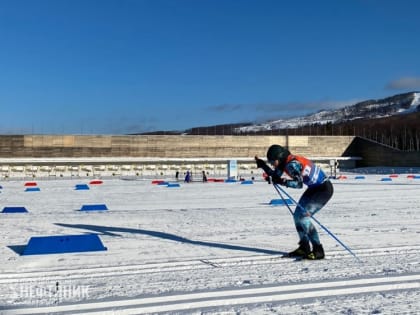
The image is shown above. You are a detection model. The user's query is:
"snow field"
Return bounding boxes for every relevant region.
[0,173,419,314]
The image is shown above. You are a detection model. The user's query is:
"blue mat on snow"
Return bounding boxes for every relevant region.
[75,184,90,190]
[21,234,107,255]
[25,187,40,192]
[380,178,392,182]
[2,206,28,213]
[80,204,108,211]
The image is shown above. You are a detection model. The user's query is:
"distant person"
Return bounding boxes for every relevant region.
[255,144,334,260]
[175,171,179,181]
[202,171,207,182]
[184,171,191,183]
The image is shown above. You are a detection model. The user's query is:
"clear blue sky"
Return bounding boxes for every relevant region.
[1,0,419,134]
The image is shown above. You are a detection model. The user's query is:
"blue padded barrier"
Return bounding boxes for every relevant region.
[2,206,28,213]
[25,187,40,192]
[75,184,90,190]
[80,204,108,211]
[241,180,254,184]
[380,178,392,182]
[22,234,107,255]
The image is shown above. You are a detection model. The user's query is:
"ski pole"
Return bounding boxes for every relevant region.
[273,183,361,262]
[273,183,293,216]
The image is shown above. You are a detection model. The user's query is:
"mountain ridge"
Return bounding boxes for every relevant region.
[234,91,420,133]
[143,91,418,135]
[138,92,420,151]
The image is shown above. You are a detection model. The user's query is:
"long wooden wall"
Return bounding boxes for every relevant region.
[0,135,355,158]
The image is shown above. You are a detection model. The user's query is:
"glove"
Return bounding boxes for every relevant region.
[271,174,287,186]
[255,158,266,169]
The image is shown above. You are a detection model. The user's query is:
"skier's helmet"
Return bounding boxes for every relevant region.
[266,145,290,164]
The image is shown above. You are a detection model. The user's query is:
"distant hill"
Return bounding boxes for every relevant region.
[138,92,420,151]
[234,92,420,133]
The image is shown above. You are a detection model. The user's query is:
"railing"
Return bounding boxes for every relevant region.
[0,157,361,180]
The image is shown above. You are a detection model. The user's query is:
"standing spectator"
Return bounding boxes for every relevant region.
[184,171,191,183]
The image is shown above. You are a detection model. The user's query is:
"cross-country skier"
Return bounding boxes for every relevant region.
[255,144,334,260]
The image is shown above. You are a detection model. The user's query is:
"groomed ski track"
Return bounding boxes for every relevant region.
[3,245,420,314]
[5,274,420,314]
[1,246,420,285]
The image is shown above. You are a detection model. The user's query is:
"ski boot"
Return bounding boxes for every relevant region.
[287,240,311,258]
[306,243,325,260]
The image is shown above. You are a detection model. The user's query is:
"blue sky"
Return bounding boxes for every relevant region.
[1,0,419,134]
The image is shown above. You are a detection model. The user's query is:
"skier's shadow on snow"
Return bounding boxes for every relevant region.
[54,223,286,256]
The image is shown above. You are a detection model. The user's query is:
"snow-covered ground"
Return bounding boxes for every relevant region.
[1,170,419,314]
